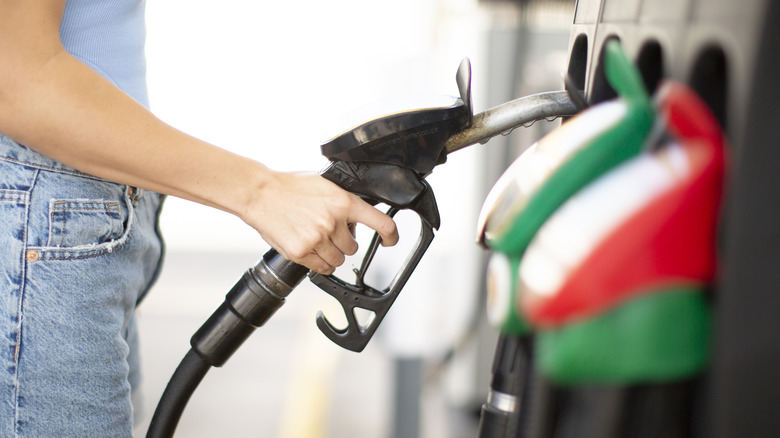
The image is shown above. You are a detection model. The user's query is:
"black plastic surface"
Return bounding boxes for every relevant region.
[320,101,469,174]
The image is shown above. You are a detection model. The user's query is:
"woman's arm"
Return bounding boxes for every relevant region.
[0,0,397,274]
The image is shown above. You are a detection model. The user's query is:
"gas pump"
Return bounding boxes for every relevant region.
[476,41,726,437]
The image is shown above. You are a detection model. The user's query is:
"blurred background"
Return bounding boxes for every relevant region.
[135,0,575,436]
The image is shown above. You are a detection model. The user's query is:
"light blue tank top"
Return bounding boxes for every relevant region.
[60,0,149,108]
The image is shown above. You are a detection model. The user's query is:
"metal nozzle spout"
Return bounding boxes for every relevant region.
[445,91,579,155]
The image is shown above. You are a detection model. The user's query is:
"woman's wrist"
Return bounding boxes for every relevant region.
[231,160,275,227]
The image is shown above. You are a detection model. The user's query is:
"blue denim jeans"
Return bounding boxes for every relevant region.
[0,135,164,437]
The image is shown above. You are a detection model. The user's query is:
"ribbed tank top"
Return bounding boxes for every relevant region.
[59,0,149,108]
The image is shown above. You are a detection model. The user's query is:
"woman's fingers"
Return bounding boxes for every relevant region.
[347,196,399,247]
[331,222,359,257]
[297,252,337,276]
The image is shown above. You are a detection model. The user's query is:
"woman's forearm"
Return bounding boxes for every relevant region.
[0,48,262,219]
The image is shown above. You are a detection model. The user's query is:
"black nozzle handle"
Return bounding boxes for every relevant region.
[190,249,309,367]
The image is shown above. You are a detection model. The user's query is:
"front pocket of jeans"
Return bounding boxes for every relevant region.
[47,199,123,249]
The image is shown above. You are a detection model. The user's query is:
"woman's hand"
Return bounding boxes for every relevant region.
[243,169,398,275]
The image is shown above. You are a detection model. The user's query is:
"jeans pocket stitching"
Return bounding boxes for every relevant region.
[37,192,136,260]
[0,189,28,203]
[46,199,123,248]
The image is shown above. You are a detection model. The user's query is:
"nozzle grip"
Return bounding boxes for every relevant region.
[313,161,441,351]
[321,161,426,211]
[311,208,436,352]
[190,249,308,367]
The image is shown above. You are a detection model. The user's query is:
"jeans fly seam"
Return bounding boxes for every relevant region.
[14,168,38,436]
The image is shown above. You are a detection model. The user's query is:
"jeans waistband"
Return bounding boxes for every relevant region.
[0,134,94,178]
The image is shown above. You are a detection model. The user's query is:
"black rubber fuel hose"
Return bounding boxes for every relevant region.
[146,250,308,437]
[146,349,210,438]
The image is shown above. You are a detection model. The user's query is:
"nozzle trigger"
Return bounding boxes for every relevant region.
[310,209,436,352]
[310,172,440,352]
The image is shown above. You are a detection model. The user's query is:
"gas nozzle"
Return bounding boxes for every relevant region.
[312,57,579,351]
[189,58,582,356]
